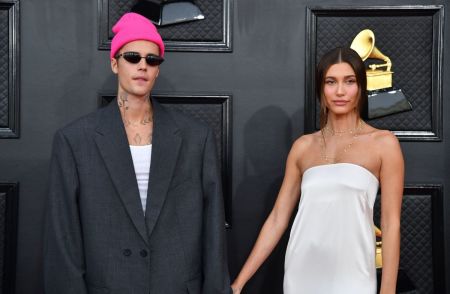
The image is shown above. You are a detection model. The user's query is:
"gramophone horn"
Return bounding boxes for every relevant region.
[350,29,375,61]
[350,29,392,72]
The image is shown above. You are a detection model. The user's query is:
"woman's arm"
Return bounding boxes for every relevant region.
[231,138,305,293]
[378,131,404,294]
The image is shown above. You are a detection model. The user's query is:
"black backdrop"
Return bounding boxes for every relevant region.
[0,0,449,293]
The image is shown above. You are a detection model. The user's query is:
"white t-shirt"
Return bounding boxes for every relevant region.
[129,144,152,213]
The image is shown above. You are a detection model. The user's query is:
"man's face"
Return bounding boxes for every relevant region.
[111,40,161,98]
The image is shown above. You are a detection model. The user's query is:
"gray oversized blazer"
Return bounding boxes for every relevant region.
[44,98,231,294]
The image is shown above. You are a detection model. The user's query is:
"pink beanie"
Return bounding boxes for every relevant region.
[110,12,165,59]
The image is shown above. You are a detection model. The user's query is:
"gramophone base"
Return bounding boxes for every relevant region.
[368,88,412,119]
[367,70,393,91]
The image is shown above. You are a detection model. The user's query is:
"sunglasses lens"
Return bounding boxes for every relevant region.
[146,55,164,66]
[119,52,163,66]
[122,52,141,64]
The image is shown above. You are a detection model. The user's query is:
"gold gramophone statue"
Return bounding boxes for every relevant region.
[350,29,412,119]
[374,225,382,268]
[351,29,392,91]
[373,225,416,292]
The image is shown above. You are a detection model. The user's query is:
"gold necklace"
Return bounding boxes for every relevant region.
[323,120,363,137]
[320,119,364,164]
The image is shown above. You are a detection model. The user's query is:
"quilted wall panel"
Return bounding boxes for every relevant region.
[0,1,19,138]
[0,10,8,128]
[108,0,223,41]
[99,0,231,51]
[0,183,18,294]
[0,191,5,291]
[373,186,444,293]
[306,6,444,141]
[99,94,232,225]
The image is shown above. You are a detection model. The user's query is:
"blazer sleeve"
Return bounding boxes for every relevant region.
[44,130,88,294]
[201,128,232,294]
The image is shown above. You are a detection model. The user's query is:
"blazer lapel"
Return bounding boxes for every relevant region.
[93,99,149,245]
[145,99,181,238]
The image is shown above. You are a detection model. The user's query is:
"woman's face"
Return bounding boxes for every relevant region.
[323,62,360,115]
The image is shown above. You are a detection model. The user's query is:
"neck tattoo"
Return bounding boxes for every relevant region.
[118,93,153,127]
[118,93,129,110]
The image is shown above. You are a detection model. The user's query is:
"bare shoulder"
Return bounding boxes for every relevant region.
[283,133,319,175]
[360,122,397,144]
[371,128,400,148]
[291,132,320,155]
[287,132,322,171]
[363,125,403,162]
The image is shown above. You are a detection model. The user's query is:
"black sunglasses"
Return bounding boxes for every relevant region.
[115,51,164,66]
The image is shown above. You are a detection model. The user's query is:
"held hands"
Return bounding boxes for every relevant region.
[231,284,242,294]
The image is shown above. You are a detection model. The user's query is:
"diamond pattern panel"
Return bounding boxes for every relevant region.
[0,10,9,127]
[314,14,434,132]
[161,102,224,164]
[0,192,5,289]
[108,0,223,41]
[100,95,231,223]
[99,95,228,174]
[374,194,434,293]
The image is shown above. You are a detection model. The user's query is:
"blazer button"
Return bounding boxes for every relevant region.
[123,249,132,257]
[140,249,148,257]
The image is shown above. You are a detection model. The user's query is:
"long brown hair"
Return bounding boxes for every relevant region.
[316,47,368,129]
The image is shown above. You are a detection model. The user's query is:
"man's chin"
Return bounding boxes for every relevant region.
[129,89,152,98]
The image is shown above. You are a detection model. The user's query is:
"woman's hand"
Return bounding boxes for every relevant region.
[231,284,242,294]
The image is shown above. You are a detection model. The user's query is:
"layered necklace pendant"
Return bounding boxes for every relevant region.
[320,119,364,164]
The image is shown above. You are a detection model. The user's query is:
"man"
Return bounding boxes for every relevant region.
[44,12,231,294]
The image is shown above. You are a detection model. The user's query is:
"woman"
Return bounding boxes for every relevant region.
[231,47,404,294]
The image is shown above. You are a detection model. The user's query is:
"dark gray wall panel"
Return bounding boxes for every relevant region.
[0,1,19,138]
[374,185,445,293]
[0,183,18,294]
[305,6,444,141]
[100,93,233,225]
[1,0,449,293]
[98,0,232,51]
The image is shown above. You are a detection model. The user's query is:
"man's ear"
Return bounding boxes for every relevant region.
[111,58,118,74]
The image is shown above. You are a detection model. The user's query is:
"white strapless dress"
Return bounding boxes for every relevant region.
[284,163,379,294]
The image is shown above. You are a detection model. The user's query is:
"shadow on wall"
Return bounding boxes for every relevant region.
[230,105,293,294]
